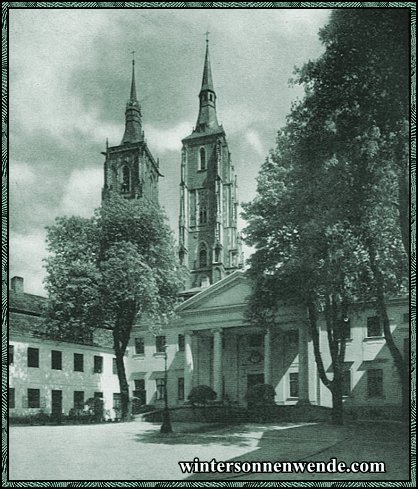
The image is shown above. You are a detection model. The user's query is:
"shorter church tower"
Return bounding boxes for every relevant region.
[179,40,243,288]
[102,58,162,203]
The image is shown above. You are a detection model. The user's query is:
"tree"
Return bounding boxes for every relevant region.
[244,9,409,422]
[292,8,410,419]
[42,194,183,420]
[243,131,372,425]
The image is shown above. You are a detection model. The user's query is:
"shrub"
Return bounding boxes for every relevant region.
[85,397,104,421]
[188,385,217,406]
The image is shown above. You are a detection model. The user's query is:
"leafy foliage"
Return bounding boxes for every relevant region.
[243,9,409,423]
[42,193,184,419]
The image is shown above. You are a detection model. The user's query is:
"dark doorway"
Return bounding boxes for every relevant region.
[247,373,264,390]
[133,379,146,414]
[51,390,62,416]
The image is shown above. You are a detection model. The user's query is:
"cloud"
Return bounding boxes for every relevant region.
[245,130,265,156]
[146,121,193,153]
[9,160,36,188]
[60,167,103,217]
[10,231,48,296]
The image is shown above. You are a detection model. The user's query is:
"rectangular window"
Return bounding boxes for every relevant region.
[28,388,40,408]
[135,337,145,355]
[73,353,84,372]
[93,355,103,374]
[27,347,39,368]
[178,334,185,352]
[403,312,409,323]
[112,358,118,375]
[73,391,84,409]
[113,393,121,410]
[367,369,384,397]
[367,316,383,337]
[287,330,299,346]
[156,378,165,400]
[9,345,14,365]
[94,391,103,398]
[178,377,184,400]
[341,319,351,340]
[155,336,166,353]
[9,388,15,409]
[289,372,299,398]
[342,370,351,396]
[51,350,62,370]
[248,334,263,348]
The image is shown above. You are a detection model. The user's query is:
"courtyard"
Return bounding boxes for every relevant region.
[8,419,410,481]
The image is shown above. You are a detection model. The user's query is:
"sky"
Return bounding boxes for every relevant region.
[9,7,331,296]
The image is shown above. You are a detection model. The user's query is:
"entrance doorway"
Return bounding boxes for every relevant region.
[247,373,264,389]
[51,390,62,416]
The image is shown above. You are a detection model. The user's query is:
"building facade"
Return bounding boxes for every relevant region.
[9,277,121,418]
[179,40,243,288]
[127,271,409,417]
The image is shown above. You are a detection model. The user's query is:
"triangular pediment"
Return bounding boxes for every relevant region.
[177,271,251,313]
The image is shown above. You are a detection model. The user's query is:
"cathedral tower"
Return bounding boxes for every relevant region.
[102,58,162,202]
[179,40,243,288]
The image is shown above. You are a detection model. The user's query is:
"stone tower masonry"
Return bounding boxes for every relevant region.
[179,40,243,288]
[102,59,162,203]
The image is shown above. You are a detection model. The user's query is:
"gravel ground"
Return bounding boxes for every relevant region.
[8,419,410,482]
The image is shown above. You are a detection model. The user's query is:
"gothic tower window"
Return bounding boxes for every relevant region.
[122,165,131,193]
[199,205,207,225]
[199,147,206,170]
[199,244,208,268]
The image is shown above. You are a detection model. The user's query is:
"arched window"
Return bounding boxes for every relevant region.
[199,205,207,225]
[122,165,131,193]
[199,245,208,268]
[199,147,206,171]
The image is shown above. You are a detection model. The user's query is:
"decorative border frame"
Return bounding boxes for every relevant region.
[1,2,415,487]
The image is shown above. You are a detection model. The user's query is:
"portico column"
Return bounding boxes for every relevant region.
[212,328,223,399]
[298,324,310,404]
[184,331,194,401]
[264,327,272,385]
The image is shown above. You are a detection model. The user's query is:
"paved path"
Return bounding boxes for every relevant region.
[9,420,410,481]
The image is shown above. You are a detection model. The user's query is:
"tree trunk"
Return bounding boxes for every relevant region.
[331,370,344,425]
[113,329,131,421]
[369,243,409,422]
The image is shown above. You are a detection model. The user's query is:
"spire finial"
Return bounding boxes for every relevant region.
[205,30,210,44]
[131,50,135,66]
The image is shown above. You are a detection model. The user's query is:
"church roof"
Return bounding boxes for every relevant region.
[182,125,225,141]
[200,40,215,93]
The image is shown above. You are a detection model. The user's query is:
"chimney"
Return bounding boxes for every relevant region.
[11,276,24,294]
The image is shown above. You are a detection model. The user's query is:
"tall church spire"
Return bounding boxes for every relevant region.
[121,56,143,144]
[195,38,219,132]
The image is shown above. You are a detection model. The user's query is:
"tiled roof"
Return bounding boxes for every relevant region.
[9,290,46,315]
[182,125,225,141]
[9,291,113,349]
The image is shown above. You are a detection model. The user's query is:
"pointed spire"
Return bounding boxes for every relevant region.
[130,52,138,102]
[201,34,214,93]
[195,36,219,133]
[121,53,143,145]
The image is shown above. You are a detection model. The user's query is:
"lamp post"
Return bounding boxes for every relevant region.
[160,343,173,433]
